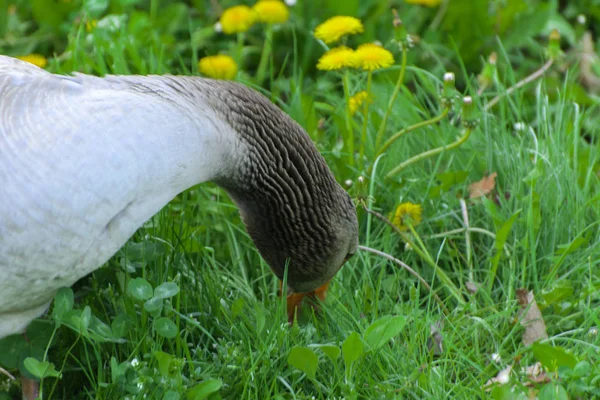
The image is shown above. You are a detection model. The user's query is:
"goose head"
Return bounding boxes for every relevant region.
[203,80,359,294]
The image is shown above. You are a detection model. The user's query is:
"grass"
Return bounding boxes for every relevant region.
[1,1,600,399]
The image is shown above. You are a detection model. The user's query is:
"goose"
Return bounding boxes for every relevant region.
[0,54,358,371]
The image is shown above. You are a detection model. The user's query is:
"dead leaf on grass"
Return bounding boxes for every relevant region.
[469,172,497,199]
[517,289,548,346]
[484,364,513,389]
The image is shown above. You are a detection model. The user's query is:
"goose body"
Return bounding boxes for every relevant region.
[0,56,358,338]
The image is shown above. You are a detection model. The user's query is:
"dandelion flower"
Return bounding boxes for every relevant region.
[348,91,371,115]
[252,0,289,24]
[355,43,394,71]
[314,16,364,44]
[392,202,422,231]
[220,5,256,34]
[198,55,238,80]
[405,0,442,6]
[316,46,358,71]
[86,19,97,32]
[17,54,47,69]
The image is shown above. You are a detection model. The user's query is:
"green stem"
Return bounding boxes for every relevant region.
[256,24,273,85]
[375,49,407,150]
[236,31,245,67]
[342,70,355,167]
[361,204,465,305]
[378,107,450,157]
[360,71,373,165]
[386,127,473,178]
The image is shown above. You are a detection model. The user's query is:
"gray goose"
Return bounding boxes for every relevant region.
[0,55,358,344]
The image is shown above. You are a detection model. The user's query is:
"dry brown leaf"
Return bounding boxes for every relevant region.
[517,289,548,346]
[484,364,513,390]
[466,281,480,294]
[522,362,551,386]
[469,172,497,199]
[427,320,444,356]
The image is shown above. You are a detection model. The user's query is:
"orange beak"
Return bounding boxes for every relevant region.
[281,252,353,323]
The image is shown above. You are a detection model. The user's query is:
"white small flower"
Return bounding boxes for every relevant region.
[577,14,586,25]
[513,122,527,132]
[344,179,352,187]
[357,176,364,183]
[130,358,139,367]
[589,326,598,336]
[214,22,223,33]
[137,382,144,390]
[443,72,455,83]
[284,0,297,6]
[491,353,502,363]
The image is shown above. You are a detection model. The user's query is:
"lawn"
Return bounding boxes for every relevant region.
[1,0,599,399]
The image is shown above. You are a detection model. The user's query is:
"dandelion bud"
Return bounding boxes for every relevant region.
[477,52,497,89]
[440,72,456,108]
[547,29,562,61]
[391,9,413,51]
[461,96,479,129]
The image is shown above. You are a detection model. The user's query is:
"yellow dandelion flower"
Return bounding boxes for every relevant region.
[348,91,372,115]
[252,0,289,24]
[220,5,256,34]
[392,202,422,231]
[16,54,47,69]
[314,16,364,44]
[355,43,394,71]
[86,19,97,32]
[316,46,358,71]
[198,55,238,80]
[405,0,442,7]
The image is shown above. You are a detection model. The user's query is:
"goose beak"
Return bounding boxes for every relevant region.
[282,253,355,324]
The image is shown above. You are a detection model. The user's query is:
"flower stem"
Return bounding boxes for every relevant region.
[360,70,373,165]
[342,70,355,167]
[256,24,273,85]
[375,49,407,150]
[386,127,473,178]
[358,245,449,314]
[484,59,553,110]
[361,204,465,305]
[236,32,245,66]
[377,107,450,157]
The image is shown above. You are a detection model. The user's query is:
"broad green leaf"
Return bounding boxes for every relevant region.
[154,351,174,377]
[52,287,74,321]
[187,379,222,400]
[287,346,318,379]
[541,281,574,307]
[163,391,180,400]
[231,298,245,318]
[342,331,364,369]
[532,342,578,372]
[364,315,406,351]
[319,345,341,362]
[154,282,180,299]
[111,313,134,338]
[23,358,61,379]
[127,278,153,301]
[83,0,109,17]
[538,382,568,400]
[144,297,164,317]
[0,335,28,369]
[154,318,178,339]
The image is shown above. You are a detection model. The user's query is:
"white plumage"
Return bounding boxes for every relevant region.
[0,56,242,337]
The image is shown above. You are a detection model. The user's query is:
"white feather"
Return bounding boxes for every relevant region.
[0,56,243,337]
